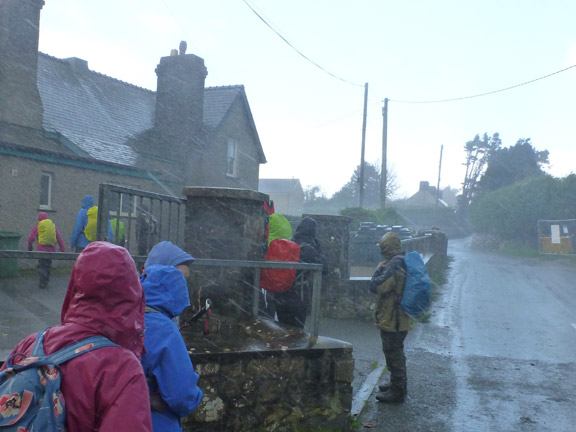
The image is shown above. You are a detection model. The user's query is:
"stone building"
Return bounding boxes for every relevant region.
[258,178,304,216]
[0,0,266,245]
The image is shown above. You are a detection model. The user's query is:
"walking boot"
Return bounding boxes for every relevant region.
[376,389,406,403]
[378,383,391,392]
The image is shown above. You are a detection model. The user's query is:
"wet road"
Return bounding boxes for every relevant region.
[356,237,576,431]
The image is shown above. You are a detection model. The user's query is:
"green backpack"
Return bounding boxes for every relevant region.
[84,206,98,242]
[110,218,125,245]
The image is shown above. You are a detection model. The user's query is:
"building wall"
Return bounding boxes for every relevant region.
[0,153,160,249]
[200,99,261,191]
[266,190,304,216]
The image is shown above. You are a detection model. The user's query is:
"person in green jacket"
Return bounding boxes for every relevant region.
[369,232,412,403]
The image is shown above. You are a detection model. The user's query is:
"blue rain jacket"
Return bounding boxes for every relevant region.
[145,241,195,269]
[70,195,94,249]
[140,265,203,431]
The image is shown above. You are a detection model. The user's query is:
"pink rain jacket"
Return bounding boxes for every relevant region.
[1,242,152,431]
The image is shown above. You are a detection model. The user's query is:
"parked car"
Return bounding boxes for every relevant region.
[391,225,413,240]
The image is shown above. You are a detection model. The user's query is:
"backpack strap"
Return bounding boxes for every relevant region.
[46,336,118,365]
[31,328,50,357]
[9,331,118,372]
[31,329,118,365]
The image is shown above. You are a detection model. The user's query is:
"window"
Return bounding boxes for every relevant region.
[39,172,53,210]
[108,192,137,217]
[227,139,237,177]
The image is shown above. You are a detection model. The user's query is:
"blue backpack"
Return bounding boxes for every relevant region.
[399,251,431,316]
[0,329,117,431]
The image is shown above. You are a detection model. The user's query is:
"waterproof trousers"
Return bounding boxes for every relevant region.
[274,290,307,329]
[380,330,408,394]
[37,258,52,289]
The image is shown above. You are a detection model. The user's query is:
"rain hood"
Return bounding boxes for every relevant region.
[81,194,94,209]
[293,217,317,243]
[144,241,195,268]
[377,232,403,260]
[60,241,146,357]
[141,264,190,318]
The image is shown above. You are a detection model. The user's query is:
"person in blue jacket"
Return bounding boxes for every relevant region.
[140,263,203,431]
[144,241,196,278]
[69,195,95,252]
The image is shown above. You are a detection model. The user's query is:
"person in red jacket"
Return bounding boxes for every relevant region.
[27,212,66,289]
[1,242,153,431]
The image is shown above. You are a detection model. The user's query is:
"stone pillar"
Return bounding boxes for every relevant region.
[301,214,352,319]
[182,187,268,318]
[302,214,351,280]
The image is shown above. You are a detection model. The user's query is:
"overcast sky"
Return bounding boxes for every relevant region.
[38,0,576,198]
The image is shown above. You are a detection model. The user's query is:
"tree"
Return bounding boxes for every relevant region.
[459,133,502,218]
[469,174,575,245]
[478,138,549,191]
[331,162,397,210]
[303,186,335,214]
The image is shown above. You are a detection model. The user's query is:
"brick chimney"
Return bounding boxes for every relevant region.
[0,0,45,129]
[154,45,208,143]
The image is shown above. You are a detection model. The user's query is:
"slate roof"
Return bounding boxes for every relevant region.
[259,179,303,194]
[37,54,152,166]
[204,85,266,163]
[36,53,264,167]
[401,189,448,208]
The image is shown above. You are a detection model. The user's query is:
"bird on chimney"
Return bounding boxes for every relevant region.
[179,41,187,56]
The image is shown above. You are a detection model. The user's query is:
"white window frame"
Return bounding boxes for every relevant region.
[108,192,138,217]
[227,139,238,177]
[39,172,53,210]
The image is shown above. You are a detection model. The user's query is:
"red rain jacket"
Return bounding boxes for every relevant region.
[1,242,152,431]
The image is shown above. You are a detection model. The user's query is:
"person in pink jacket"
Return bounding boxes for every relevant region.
[1,242,153,431]
[27,212,66,289]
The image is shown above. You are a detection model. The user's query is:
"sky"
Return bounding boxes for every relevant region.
[37,0,576,199]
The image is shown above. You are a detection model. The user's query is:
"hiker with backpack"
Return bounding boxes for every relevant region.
[69,194,96,252]
[141,241,203,431]
[0,242,153,431]
[259,212,295,319]
[110,217,126,247]
[274,217,328,329]
[369,232,413,403]
[26,212,66,289]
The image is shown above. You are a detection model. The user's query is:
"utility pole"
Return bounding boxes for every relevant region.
[380,98,389,208]
[358,83,368,208]
[435,144,444,209]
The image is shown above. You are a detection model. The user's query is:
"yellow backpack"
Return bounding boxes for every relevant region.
[38,219,57,245]
[84,206,98,242]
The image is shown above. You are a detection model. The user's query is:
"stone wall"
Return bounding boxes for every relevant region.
[183,334,353,432]
[322,232,449,321]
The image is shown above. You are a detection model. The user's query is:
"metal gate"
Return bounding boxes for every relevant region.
[97,183,186,258]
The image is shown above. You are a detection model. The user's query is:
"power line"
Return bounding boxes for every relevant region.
[389,64,576,104]
[241,0,363,87]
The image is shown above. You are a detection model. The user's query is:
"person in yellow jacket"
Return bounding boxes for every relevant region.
[369,232,412,403]
[27,212,66,289]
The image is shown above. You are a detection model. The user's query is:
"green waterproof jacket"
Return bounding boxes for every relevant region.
[370,232,412,332]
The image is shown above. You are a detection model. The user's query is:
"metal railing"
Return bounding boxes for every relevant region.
[97,183,186,255]
[0,251,324,338]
